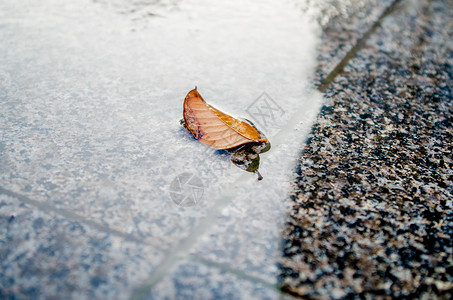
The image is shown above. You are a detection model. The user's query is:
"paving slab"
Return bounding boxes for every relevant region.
[281,0,453,298]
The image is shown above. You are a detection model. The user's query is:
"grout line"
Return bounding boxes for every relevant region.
[0,186,144,244]
[131,174,252,300]
[194,255,303,299]
[317,0,404,92]
[190,255,280,291]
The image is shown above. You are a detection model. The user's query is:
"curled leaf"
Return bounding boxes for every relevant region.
[183,87,267,150]
[182,87,270,180]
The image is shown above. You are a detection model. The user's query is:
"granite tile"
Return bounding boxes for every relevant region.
[297,0,395,84]
[145,259,283,300]
[0,194,163,299]
[282,0,452,298]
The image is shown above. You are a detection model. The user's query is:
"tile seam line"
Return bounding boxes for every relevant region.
[0,186,144,244]
[133,252,300,300]
[190,254,279,292]
[192,255,301,300]
[317,0,404,93]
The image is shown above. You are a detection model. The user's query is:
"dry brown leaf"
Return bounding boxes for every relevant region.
[183,87,268,150]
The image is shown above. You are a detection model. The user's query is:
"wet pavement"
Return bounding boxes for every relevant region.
[1,0,452,299]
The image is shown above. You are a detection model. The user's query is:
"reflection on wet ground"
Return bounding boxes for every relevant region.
[1,0,321,298]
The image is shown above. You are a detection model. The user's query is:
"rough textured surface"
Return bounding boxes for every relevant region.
[281,0,453,298]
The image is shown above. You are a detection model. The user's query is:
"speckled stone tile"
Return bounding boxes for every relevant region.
[281,0,452,298]
[0,194,163,299]
[146,259,282,300]
[307,0,394,84]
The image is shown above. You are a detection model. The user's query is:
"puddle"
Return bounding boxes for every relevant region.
[0,0,323,297]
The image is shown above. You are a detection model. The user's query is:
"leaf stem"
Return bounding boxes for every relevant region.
[256,170,263,181]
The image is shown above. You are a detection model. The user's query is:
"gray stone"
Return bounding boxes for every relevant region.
[282,0,453,298]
